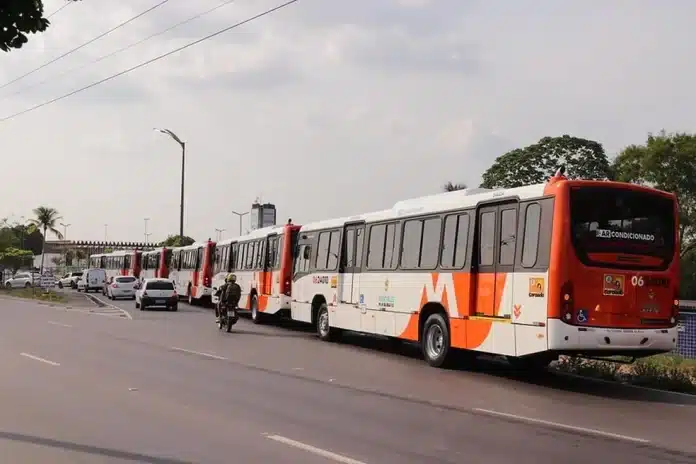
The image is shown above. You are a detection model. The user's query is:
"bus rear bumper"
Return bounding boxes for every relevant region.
[547,319,678,354]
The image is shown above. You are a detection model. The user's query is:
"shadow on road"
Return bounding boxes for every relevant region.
[324,331,696,406]
[0,430,194,463]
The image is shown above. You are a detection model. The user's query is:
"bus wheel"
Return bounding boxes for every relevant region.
[421,313,452,368]
[316,304,339,342]
[250,295,263,324]
[187,288,194,306]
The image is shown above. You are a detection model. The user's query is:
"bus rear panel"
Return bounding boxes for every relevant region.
[547,181,679,358]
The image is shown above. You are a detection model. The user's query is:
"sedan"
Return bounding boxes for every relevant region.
[135,278,178,311]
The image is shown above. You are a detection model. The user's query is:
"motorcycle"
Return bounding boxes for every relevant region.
[217,299,239,333]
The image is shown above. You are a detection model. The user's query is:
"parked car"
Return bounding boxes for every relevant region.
[57,271,83,289]
[4,272,34,289]
[105,275,138,300]
[77,268,106,293]
[135,278,178,311]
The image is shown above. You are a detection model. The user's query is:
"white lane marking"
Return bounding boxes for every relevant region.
[170,347,227,360]
[264,434,367,464]
[474,408,649,443]
[47,321,72,328]
[84,294,133,320]
[20,352,60,367]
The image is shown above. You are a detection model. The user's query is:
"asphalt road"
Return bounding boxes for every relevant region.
[1,293,695,463]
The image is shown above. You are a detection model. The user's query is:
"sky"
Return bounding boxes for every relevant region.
[0,0,695,243]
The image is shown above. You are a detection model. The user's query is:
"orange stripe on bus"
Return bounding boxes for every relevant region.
[398,271,507,350]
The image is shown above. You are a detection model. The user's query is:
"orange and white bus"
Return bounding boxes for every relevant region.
[289,172,680,368]
[141,247,171,280]
[90,250,142,281]
[211,222,301,323]
[170,241,215,305]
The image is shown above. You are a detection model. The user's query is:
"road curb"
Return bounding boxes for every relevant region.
[552,370,696,399]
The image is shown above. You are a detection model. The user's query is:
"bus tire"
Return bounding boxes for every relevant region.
[187,287,194,306]
[316,304,339,342]
[421,313,452,368]
[250,295,263,324]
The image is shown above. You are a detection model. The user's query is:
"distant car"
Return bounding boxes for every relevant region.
[135,278,178,311]
[57,271,83,289]
[77,268,106,293]
[4,272,34,289]
[105,275,138,300]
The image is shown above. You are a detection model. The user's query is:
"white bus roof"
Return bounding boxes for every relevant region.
[216,224,288,247]
[172,241,208,252]
[142,247,166,255]
[102,249,138,256]
[300,183,547,233]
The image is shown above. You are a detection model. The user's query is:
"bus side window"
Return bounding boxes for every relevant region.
[521,203,541,268]
[499,207,517,266]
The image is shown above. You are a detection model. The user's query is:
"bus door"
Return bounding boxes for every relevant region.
[262,236,275,295]
[474,202,518,319]
[339,223,365,306]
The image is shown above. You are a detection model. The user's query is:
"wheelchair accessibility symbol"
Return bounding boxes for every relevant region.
[576,309,588,324]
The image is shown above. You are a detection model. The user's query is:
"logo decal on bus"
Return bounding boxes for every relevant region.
[603,274,625,296]
[528,278,544,297]
[330,276,337,288]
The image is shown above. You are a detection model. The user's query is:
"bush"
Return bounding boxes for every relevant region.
[554,354,696,394]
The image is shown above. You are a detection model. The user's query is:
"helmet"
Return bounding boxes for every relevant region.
[226,273,236,283]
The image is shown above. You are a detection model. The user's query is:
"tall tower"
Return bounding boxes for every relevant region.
[250,200,277,231]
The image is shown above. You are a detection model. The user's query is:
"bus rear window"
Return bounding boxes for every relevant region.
[570,187,675,269]
[146,280,174,290]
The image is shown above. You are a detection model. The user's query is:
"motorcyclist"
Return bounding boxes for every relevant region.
[217,273,241,323]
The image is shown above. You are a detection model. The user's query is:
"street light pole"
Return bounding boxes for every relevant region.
[231,210,249,236]
[154,128,186,242]
[104,224,108,242]
[60,222,71,240]
[144,218,150,245]
[215,228,226,241]
[59,222,70,272]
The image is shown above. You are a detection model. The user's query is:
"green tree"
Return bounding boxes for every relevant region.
[27,206,63,277]
[1,0,81,52]
[0,247,33,271]
[161,235,195,247]
[480,135,612,189]
[443,182,467,192]
[681,251,696,299]
[612,131,696,257]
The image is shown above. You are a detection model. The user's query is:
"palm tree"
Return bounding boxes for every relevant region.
[28,206,63,279]
[443,181,467,192]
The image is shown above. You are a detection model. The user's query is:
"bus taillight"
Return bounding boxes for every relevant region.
[560,280,574,324]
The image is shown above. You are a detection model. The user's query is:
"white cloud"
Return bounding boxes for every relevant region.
[0,0,694,243]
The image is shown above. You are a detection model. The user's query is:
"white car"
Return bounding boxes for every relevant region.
[4,272,34,289]
[105,275,138,300]
[57,271,83,289]
[77,268,106,293]
[135,278,178,311]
